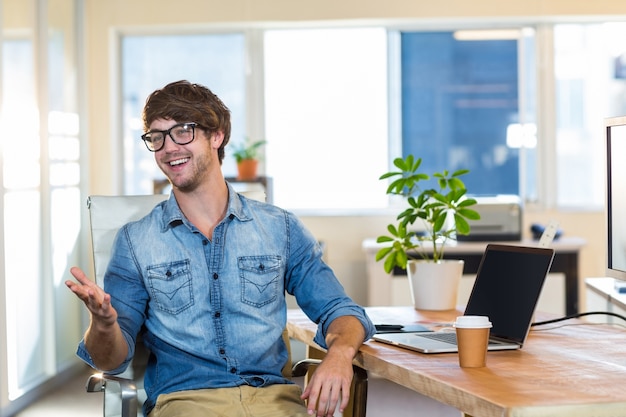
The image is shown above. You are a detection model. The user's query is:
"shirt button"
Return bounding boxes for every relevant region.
[229,214,235,220]
[213,273,218,280]
[202,239,208,245]
[230,367,237,373]
[219,348,225,355]
[214,311,221,318]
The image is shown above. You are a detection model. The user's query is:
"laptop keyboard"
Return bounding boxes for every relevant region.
[418,331,513,347]
[418,332,458,345]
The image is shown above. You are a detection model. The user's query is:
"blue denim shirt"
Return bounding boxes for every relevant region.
[77,184,375,416]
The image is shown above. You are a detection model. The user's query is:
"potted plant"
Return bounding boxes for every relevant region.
[231,138,267,180]
[376,154,480,310]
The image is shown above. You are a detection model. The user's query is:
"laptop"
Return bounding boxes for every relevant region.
[373,244,555,353]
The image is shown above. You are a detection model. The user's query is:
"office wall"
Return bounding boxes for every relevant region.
[83,0,616,305]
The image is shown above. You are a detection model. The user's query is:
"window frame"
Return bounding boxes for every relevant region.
[111,21,607,215]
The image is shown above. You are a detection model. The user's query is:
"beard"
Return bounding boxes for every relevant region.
[159,152,212,193]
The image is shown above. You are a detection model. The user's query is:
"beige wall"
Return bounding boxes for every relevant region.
[3,0,34,29]
[84,0,617,306]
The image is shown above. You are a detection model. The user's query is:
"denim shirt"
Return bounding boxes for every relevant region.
[77,184,375,416]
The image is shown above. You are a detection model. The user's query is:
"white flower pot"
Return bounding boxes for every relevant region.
[406,259,464,311]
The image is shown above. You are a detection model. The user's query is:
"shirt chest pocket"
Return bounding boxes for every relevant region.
[147,260,193,314]
[238,256,281,308]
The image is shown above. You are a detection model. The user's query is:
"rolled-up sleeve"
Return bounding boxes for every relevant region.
[313,304,376,349]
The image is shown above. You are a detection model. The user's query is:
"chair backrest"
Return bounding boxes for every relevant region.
[88,195,169,286]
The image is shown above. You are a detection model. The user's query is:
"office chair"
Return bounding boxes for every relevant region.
[83,193,368,417]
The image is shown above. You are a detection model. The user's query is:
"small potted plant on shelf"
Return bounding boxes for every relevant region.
[231,138,267,180]
[376,154,480,310]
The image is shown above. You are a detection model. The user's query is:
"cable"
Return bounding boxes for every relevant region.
[531,311,626,327]
[531,321,626,332]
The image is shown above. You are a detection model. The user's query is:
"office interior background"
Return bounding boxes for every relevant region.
[2,0,626,414]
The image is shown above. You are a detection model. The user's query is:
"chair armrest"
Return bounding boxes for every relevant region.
[291,359,368,417]
[291,358,322,378]
[86,373,139,417]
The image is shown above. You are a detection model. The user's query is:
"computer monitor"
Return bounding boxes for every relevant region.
[605,116,626,281]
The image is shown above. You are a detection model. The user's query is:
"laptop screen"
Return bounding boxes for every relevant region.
[464,244,555,345]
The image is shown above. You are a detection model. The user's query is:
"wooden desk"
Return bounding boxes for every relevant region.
[288,306,626,417]
[363,237,586,315]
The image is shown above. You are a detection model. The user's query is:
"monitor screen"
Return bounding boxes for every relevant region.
[606,116,626,280]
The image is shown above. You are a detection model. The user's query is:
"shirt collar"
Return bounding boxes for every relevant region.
[159,181,251,231]
[225,181,253,222]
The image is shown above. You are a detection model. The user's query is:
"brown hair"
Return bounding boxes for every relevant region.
[142,80,231,162]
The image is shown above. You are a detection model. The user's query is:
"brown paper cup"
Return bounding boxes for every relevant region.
[454,315,492,368]
[456,327,490,367]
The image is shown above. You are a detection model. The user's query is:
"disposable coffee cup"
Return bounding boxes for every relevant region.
[454,316,492,368]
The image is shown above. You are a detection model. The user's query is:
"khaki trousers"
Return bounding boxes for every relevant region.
[148,384,310,417]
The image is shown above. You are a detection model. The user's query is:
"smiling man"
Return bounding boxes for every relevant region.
[66,80,375,417]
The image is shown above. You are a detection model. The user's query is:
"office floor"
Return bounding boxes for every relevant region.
[14,365,101,417]
[13,367,460,417]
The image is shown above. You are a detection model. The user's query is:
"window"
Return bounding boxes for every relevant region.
[1,37,44,399]
[264,28,389,211]
[399,29,537,200]
[553,23,626,208]
[117,23,619,211]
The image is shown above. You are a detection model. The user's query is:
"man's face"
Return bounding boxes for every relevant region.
[150,118,221,192]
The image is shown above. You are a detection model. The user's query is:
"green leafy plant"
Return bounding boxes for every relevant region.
[375,155,481,274]
[231,138,267,163]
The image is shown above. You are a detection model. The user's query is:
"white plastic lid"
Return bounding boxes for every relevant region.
[453,315,492,329]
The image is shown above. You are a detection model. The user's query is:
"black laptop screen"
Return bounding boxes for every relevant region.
[464,244,555,345]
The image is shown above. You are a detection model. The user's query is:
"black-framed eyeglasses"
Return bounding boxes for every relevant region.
[141,122,199,152]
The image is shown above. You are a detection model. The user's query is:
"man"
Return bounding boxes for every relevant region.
[66,80,375,417]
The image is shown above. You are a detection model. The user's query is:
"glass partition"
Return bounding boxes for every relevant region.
[0,0,82,411]
[1,0,43,402]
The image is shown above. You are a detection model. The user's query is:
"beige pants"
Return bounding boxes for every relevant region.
[148,384,310,417]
